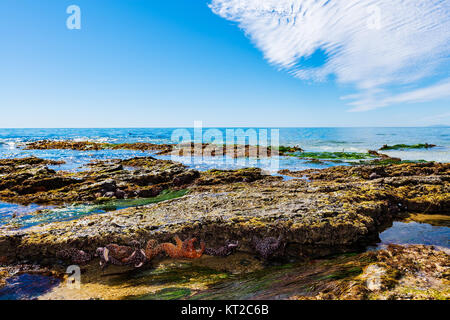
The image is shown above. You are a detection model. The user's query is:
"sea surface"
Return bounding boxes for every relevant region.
[0,127,449,171]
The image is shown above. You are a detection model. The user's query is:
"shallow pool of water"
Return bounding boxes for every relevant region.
[378,220,449,249]
[0,274,61,300]
[0,190,188,229]
[0,201,54,224]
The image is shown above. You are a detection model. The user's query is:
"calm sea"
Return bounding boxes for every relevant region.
[0,127,448,167]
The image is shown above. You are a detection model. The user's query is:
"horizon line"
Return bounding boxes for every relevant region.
[0,126,449,129]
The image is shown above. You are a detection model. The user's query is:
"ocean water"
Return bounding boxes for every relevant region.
[0,127,448,170]
[0,274,61,300]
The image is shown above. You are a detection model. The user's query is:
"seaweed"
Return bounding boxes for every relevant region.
[94,189,189,210]
[379,143,436,151]
[289,151,376,160]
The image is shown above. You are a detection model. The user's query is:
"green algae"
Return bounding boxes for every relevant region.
[379,143,436,150]
[118,263,231,300]
[357,159,428,166]
[126,287,192,300]
[93,189,189,210]
[109,263,230,288]
[289,151,376,160]
[320,266,363,280]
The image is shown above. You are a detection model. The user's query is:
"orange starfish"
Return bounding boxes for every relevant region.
[159,236,205,259]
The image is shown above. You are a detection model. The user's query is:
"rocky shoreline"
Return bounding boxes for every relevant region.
[0,158,448,263]
[0,141,448,300]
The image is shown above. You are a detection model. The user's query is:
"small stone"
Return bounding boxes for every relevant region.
[101,179,117,192]
[369,172,380,180]
[104,191,115,198]
[362,264,387,291]
[115,189,126,199]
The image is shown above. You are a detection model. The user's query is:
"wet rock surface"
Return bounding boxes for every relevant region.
[0,159,447,265]
[280,162,450,214]
[293,244,449,300]
[0,157,199,205]
[0,154,448,300]
[26,244,449,300]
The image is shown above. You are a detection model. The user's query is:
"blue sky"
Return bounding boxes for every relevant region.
[0,0,449,128]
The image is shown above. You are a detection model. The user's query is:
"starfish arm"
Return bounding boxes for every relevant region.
[174,236,183,248]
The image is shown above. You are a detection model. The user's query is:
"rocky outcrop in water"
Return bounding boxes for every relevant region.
[0,157,276,206]
[22,140,302,158]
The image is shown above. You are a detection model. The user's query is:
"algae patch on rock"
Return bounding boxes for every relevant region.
[128,287,192,300]
[287,151,376,160]
[380,143,436,151]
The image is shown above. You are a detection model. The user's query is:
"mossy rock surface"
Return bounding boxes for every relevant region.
[379,143,436,151]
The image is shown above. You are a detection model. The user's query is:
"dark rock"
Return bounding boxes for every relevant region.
[115,189,126,199]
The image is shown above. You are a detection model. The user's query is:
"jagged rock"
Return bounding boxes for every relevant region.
[196,168,265,185]
[369,172,381,180]
[56,248,93,265]
[0,157,199,205]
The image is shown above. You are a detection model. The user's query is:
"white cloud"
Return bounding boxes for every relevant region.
[421,111,450,124]
[346,79,450,111]
[209,0,450,110]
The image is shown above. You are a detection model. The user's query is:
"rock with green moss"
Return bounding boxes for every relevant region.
[380,143,436,151]
[288,151,377,160]
[195,168,265,185]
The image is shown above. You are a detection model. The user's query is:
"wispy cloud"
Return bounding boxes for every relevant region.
[420,111,450,124]
[345,79,450,111]
[209,0,450,111]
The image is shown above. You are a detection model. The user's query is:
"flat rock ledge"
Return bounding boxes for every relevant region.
[1,162,448,265]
